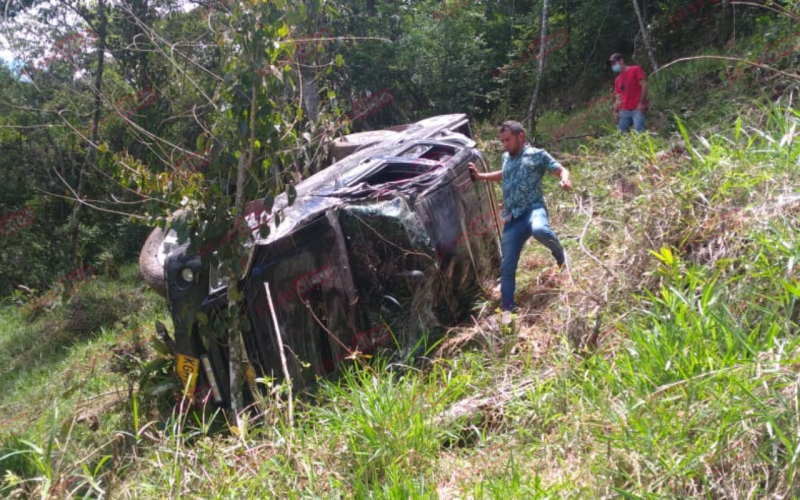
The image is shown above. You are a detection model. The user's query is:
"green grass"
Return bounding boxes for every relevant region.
[2,81,800,498]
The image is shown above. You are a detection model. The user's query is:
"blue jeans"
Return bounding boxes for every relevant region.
[618,110,646,133]
[500,204,564,311]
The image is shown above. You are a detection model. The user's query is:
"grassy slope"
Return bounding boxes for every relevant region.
[2,55,800,499]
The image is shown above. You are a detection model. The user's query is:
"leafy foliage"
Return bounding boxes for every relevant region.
[2,0,800,496]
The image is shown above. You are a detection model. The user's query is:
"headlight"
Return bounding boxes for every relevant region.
[181,268,194,283]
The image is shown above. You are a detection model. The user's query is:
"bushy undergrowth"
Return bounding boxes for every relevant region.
[1,95,800,498]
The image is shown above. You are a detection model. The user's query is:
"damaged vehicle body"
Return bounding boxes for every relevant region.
[140,114,502,408]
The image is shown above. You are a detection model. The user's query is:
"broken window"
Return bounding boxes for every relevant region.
[362,143,458,190]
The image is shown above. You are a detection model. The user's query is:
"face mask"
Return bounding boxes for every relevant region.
[612,64,622,73]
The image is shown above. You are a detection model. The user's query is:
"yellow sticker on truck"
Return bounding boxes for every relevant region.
[176,354,200,398]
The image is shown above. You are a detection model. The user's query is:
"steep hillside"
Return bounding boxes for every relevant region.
[2,67,800,499]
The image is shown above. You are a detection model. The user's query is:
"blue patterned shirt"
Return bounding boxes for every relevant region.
[501,144,562,219]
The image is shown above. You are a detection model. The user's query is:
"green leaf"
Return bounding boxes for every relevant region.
[213,319,226,338]
[258,105,272,119]
[229,287,244,301]
[131,397,139,435]
[735,116,742,142]
[613,490,646,500]
[150,336,170,356]
[181,303,195,327]
[335,54,344,67]
[675,117,695,161]
[649,246,675,266]
[264,193,275,212]
[196,311,209,325]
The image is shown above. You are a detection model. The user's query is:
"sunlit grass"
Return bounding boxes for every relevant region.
[1,96,800,497]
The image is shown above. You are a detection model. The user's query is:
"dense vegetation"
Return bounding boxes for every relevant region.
[1,0,800,497]
[0,0,774,296]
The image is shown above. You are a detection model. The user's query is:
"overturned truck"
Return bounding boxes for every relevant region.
[140,114,501,408]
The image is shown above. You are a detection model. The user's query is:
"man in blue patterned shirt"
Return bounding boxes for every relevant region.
[468,121,572,312]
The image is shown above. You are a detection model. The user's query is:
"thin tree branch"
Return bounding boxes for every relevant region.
[730,1,800,23]
[580,0,613,80]
[653,55,800,81]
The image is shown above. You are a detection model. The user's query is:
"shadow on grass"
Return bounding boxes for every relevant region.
[0,279,149,398]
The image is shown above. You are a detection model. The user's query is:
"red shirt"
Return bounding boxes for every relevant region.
[614,65,648,111]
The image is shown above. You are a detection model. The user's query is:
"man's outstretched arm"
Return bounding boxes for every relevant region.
[541,150,572,192]
[551,165,572,192]
[468,162,502,182]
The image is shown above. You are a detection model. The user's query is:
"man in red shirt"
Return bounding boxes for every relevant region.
[609,53,649,133]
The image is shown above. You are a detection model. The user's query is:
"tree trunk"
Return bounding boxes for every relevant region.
[632,0,659,71]
[565,0,572,73]
[525,0,551,139]
[722,0,735,47]
[68,0,106,268]
[227,78,264,427]
[137,0,150,89]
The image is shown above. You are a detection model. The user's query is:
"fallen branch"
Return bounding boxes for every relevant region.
[432,369,555,426]
[264,282,293,428]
